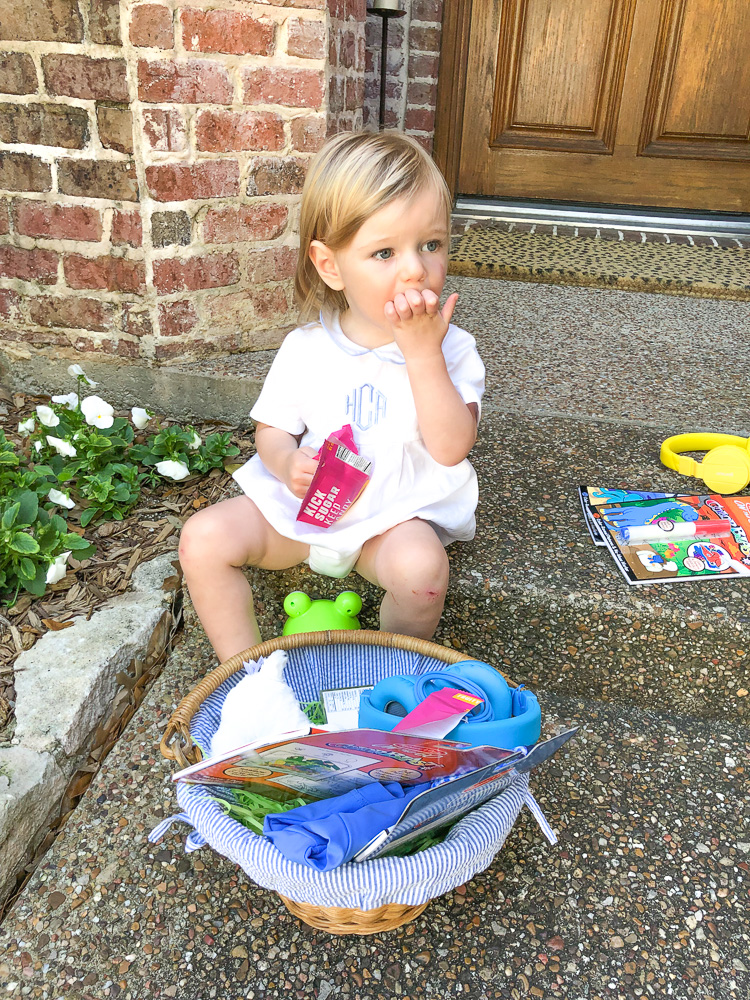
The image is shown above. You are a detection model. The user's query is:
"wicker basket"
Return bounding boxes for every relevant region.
[160,629,521,935]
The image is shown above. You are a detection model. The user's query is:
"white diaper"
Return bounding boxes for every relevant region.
[306,544,361,578]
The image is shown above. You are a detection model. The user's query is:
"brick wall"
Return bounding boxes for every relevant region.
[0,0,368,363]
[364,0,442,149]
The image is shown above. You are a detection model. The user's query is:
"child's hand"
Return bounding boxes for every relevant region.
[284,447,319,499]
[385,290,459,361]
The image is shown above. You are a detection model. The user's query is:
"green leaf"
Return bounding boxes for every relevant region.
[80,506,99,527]
[9,531,40,554]
[18,557,37,580]
[50,514,68,534]
[16,490,39,526]
[23,567,48,597]
[0,451,19,467]
[2,502,20,529]
[64,532,93,552]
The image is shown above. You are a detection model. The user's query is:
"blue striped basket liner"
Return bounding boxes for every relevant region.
[151,643,546,911]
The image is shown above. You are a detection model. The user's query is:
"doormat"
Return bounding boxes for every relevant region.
[448,226,750,301]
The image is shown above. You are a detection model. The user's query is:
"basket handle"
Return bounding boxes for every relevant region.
[159,629,484,763]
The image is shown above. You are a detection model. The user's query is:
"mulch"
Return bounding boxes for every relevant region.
[0,387,255,742]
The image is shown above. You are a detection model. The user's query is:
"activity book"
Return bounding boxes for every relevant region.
[174,726,577,861]
[579,486,750,585]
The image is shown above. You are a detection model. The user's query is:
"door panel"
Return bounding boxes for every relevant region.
[458,0,750,211]
[491,0,636,153]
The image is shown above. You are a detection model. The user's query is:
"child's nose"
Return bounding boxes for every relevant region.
[399,250,427,282]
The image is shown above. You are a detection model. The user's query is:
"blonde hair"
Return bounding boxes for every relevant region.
[295,130,452,320]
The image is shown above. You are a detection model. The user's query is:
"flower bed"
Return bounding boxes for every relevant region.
[0,366,254,741]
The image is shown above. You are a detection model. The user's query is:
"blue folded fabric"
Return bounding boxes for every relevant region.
[263,782,427,871]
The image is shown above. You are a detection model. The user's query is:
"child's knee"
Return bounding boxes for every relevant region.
[178,510,214,570]
[391,544,449,600]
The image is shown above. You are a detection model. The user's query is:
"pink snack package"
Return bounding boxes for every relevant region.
[393,687,484,740]
[297,425,373,528]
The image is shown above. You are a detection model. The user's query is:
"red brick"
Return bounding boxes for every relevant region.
[30,295,114,332]
[14,201,102,241]
[246,245,298,283]
[412,0,443,20]
[58,160,138,202]
[409,25,441,51]
[96,106,133,154]
[246,157,307,196]
[112,210,142,247]
[122,304,152,338]
[0,244,58,283]
[202,203,288,244]
[2,0,83,42]
[287,17,326,59]
[138,59,233,104]
[43,55,128,102]
[242,67,324,109]
[195,110,284,153]
[0,103,89,149]
[181,10,274,56]
[0,53,37,95]
[0,288,20,317]
[64,255,146,293]
[130,4,173,48]
[408,52,439,79]
[407,80,437,106]
[290,114,325,152]
[89,0,121,45]
[141,108,186,152]
[405,107,435,132]
[205,285,289,330]
[0,200,8,235]
[146,161,239,202]
[153,252,239,294]
[158,298,198,337]
[73,335,140,357]
[0,152,51,192]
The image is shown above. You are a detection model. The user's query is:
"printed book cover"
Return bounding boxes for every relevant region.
[588,491,750,585]
[173,728,522,799]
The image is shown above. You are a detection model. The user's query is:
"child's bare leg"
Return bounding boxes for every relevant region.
[179,495,308,662]
[355,519,449,639]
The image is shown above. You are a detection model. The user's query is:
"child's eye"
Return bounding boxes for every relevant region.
[373,248,393,260]
[421,240,443,253]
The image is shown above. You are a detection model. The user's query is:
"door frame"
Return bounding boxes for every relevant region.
[433,0,473,199]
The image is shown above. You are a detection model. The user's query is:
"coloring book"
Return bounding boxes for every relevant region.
[579,486,750,585]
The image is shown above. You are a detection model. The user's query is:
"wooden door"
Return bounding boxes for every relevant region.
[451,0,750,212]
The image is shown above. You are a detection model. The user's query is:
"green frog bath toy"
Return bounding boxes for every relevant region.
[282,591,362,635]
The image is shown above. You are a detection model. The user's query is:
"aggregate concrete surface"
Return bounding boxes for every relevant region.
[2,276,749,999]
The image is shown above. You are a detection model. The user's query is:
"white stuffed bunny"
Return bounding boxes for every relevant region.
[210,649,310,759]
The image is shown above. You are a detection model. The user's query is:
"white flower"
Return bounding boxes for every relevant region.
[156,459,190,481]
[34,440,42,453]
[131,407,151,430]
[18,417,35,436]
[67,364,97,386]
[36,405,60,428]
[46,435,78,459]
[51,392,79,410]
[188,432,202,451]
[81,395,114,429]
[48,488,75,510]
[45,550,71,585]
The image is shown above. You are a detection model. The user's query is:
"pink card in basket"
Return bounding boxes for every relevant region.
[392,688,484,740]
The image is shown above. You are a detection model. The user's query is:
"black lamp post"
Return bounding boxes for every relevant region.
[367,0,406,129]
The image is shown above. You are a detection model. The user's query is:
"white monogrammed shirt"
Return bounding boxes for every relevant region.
[232,310,485,568]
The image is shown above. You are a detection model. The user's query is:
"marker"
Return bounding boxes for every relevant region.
[617,518,733,546]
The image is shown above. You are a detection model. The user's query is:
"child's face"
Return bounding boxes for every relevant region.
[313,184,449,344]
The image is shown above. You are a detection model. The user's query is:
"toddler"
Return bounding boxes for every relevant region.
[179,130,485,662]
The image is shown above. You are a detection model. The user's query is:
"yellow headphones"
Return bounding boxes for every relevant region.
[660,432,750,494]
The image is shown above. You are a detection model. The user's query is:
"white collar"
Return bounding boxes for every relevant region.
[320,310,406,365]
